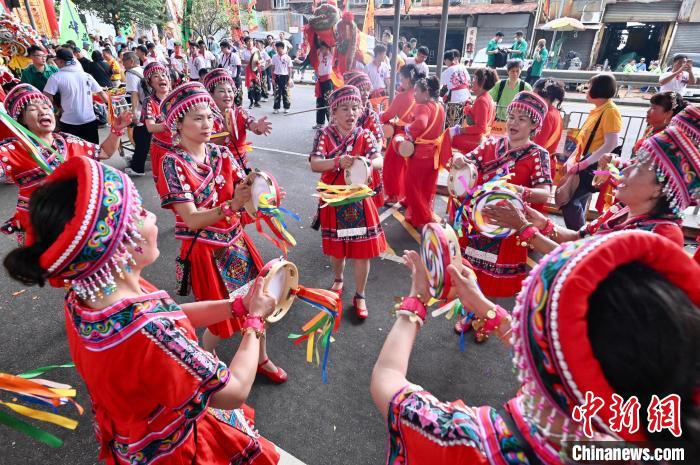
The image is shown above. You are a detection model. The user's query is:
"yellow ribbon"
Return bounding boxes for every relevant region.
[0,401,78,430]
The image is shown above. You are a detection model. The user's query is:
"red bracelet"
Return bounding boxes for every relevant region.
[230,297,247,318]
[241,315,265,338]
[110,126,125,137]
[472,305,509,342]
[396,296,427,326]
[220,202,235,217]
[540,219,555,237]
[516,224,538,248]
[521,187,532,203]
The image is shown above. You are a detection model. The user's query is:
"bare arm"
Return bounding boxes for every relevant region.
[578,132,619,169]
[179,299,232,328]
[98,111,132,159]
[145,118,166,134]
[309,154,354,173]
[659,69,683,86]
[173,198,240,231]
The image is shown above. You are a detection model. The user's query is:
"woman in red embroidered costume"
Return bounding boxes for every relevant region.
[402,76,448,228]
[485,124,700,255]
[344,70,385,208]
[0,83,130,246]
[452,92,552,301]
[203,69,272,173]
[449,67,498,155]
[309,85,387,319]
[141,62,173,183]
[379,64,421,204]
[531,78,565,179]
[371,231,700,465]
[155,82,286,383]
[4,157,282,465]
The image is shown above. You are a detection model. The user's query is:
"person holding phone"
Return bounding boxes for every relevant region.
[660,53,696,94]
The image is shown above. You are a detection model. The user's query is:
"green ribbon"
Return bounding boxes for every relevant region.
[0,409,64,448]
[17,363,75,379]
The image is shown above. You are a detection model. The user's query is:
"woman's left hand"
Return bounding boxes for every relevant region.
[113,111,133,131]
[253,117,272,135]
[482,201,528,230]
[279,188,287,202]
[402,250,430,302]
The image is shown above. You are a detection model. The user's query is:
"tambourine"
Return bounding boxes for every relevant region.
[447,162,478,199]
[245,170,281,216]
[470,186,524,239]
[420,223,463,300]
[258,258,299,323]
[382,123,394,139]
[344,156,372,186]
[394,135,414,158]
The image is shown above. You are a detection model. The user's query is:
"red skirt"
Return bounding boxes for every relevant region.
[371,169,384,208]
[320,197,387,259]
[403,152,439,229]
[383,129,408,200]
[184,232,264,338]
[464,234,526,298]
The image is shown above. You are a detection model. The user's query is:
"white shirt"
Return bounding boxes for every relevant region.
[201,50,217,68]
[414,61,429,77]
[366,61,390,91]
[240,47,254,64]
[318,51,332,77]
[44,64,102,125]
[660,70,690,95]
[124,66,144,122]
[272,54,292,75]
[220,51,241,78]
[440,64,471,103]
[166,38,175,51]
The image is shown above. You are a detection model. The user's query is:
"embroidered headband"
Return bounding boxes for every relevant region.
[143,61,168,83]
[635,126,700,213]
[37,157,145,301]
[202,68,236,93]
[4,83,52,119]
[669,105,700,146]
[329,85,362,112]
[512,230,700,443]
[161,81,216,133]
[343,71,372,94]
[507,91,548,134]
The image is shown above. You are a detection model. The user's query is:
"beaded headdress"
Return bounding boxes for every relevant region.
[4,83,52,119]
[143,61,168,83]
[507,91,547,134]
[160,81,216,133]
[669,105,700,146]
[511,230,700,443]
[328,85,361,112]
[202,68,236,93]
[343,71,372,94]
[635,126,700,213]
[37,157,146,301]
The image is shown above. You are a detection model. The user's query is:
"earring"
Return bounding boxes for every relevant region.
[172,132,181,146]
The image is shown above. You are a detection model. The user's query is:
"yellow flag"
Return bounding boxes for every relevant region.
[362,0,375,36]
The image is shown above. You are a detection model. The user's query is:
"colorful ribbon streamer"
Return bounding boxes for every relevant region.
[0,109,63,174]
[288,286,341,384]
[0,364,82,447]
[316,182,374,207]
[254,192,299,257]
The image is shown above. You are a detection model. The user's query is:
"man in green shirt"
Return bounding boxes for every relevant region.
[20,45,58,91]
[508,31,528,62]
[527,38,548,85]
[486,31,504,68]
[489,60,533,121]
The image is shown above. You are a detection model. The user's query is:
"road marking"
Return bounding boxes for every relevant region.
[379,203,400,222]
[253,145,308,157]
[391,209,421,243]
[379,252,405,264]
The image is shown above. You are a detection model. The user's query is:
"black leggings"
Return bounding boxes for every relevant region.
[316,79,334,125]
[130,125,152,173]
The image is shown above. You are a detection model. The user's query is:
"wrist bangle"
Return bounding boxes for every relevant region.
[395,296,427,326]
[220,202,235,217]
[241,314,265,338]
[110,126,125,137]
[521,187,532,203]
[230,297,247,318]
[540,218,555,237]
[333,156,341,171]
[472,305,509,342]
[515,223,537,248]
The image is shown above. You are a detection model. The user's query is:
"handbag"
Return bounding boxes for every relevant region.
[175,230,202,296]
[555,110,606,208]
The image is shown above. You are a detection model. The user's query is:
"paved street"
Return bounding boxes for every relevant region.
[0,84,649,464]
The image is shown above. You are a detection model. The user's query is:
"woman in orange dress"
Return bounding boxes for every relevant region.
[5,156,281,465]
[379,64,421,204]
[532,78,565,179]
[402,76,447,228]
[155,82,286,383]
[309,85,387,319]
[449,67,498,155]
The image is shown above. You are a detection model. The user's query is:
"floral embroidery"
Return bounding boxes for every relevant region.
[215,238,258,293]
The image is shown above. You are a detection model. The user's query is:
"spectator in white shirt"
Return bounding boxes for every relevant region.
[272,41,294,113]
[660,54,696,95]
[366,44,391,97]
[198,40,217,68]
[413,46,430,77]
[440,49,471,126]
[121,52,149,176]
[314,42,334,128]
[43,47,108,144]
[278,32,294,53]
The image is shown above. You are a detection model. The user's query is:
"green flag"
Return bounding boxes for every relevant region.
[59,0,90,51]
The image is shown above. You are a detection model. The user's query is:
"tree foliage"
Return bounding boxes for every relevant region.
[187,0,235,41]
[71,0,167,32]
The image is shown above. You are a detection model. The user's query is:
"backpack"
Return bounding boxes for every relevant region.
[494,49,508,68]
[495,79,525,106]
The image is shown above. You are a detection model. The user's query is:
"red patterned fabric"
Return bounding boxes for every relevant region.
[0,133,100,244]
[156,144,264,337]
[581,202,683,246]
[358,102,384,208]
[64,281,279,465]
[451,92,496,154]
[211,107,255,171]
[142,94,172,183]
[380,89,414,200]
[311,125,387,259]
[462,137,552,297]
[532,104,562,179]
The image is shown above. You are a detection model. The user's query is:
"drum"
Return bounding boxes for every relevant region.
[344,157,372,186]
[382,123,394,139]
[420,223,463,300]
[395,135,414,158]
[447,163,478,199]
[259,258,299,323]
[245,170,281,216]
[470,186,524,239]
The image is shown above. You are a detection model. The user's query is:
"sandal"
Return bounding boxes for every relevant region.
[353,293,368,320]
[256,358,288,384]
[330,278,344,296]
[453,318,472,335]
